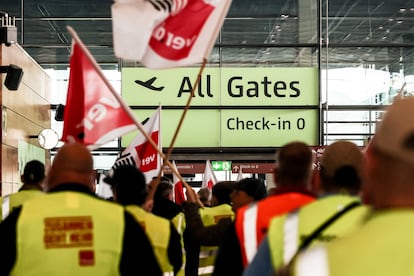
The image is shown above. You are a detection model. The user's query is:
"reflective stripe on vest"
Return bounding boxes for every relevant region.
[198,265,214,275]
[243,203,258,264]
[176,214,184,234]
[2,195,10,220]
[283,211,299,264]
[296,246,329,276]
[199,249,219,258]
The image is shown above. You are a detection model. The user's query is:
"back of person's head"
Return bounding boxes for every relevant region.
[365,97,414,207]
[21,160,45,186]
[371,96,414,166]
[320,141,364,195]
[212,181,236,205]
[275,141,313,186]
[198,187,211,206]
[154,178,173,202]
[47,142,94,192]
[106,165,147,206]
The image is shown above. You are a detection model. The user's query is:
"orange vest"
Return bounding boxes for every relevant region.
[235,192,315,267]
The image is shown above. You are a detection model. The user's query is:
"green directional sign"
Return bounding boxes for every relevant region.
[211,161,232,171]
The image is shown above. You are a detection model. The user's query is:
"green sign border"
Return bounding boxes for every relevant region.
[121,67,319,148]
[122,67,318,106]
[122,109,318,148]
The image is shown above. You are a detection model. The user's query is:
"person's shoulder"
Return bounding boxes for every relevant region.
[148,210,171,224]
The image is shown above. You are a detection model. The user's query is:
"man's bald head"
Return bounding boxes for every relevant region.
[47,143,95,191]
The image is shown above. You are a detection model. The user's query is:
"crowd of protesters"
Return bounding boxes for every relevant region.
[1,96,413,275]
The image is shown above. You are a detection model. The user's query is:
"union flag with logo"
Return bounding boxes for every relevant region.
[62,27,137,149]
[110,106,162,182]
[112,0,232,69]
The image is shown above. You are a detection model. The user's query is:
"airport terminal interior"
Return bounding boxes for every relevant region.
[1,0,414,185]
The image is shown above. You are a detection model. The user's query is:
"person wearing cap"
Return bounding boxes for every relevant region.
[108,164,183,276]
[183,181,236,276]
[243,140,370,276]
[0,142,162,275]
[230,177,268,212]
[288,97,414,275]
[213,141,316,276]
[0,159,45,220]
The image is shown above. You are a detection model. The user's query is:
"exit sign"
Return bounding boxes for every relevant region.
[211,161,232,171]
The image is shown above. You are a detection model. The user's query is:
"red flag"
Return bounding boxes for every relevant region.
[202,160,217,191]
[111,106,162,182]
[112,0,232,69]
[172,161,186,205]
[62,31,136,149]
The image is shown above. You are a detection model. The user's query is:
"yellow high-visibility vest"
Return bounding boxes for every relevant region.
[1,190,44,220]
[11,192,124,276]
[198,204,234,275]
[126,205,174,275]
[268,195,369,270]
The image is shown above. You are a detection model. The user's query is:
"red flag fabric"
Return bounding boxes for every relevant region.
[112,0,232,69]
[61,39,136,149]
[111,106,162,182]
[201,160,217,191]
[172,161,186,205]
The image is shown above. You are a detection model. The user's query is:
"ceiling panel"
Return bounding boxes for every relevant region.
[1,0,414,70]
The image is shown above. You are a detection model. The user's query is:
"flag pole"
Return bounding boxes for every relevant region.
[152,58,207,207]
[66,26,187,190]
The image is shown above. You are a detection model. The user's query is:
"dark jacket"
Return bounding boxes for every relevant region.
[184,203,233,276]
[152,197,183,220]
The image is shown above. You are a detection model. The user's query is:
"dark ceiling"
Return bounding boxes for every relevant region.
[1,0,414,71]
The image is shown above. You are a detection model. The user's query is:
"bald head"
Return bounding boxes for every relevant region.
[47,143,95,191]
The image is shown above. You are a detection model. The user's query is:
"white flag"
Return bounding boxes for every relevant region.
[111,106,162,182]
[201,160,217,191]
[111,0,232,69]
[236,167,244,181]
